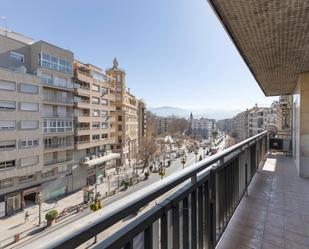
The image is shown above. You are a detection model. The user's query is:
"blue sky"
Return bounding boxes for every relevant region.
[1,0,276,110]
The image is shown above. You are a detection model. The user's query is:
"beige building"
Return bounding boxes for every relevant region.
[106,59,139,166]
[231,109,249,142]
[138,100,147,144]
[73,61,119,185]
[248,106,270,137]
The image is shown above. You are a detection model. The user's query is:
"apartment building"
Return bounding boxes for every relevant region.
[106,59,139,166]
[190,113,217,139]
[154,117,170,135]
[231,109,250,142]
[73,61,119,185]
[138,100,147,144]
[248,106,270,137]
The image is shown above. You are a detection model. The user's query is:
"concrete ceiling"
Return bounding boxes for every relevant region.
[208,0,309,96]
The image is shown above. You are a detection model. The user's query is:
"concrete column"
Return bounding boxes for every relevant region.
[293,73,309,177]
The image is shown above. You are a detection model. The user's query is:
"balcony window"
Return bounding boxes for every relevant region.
[10,51,24,62]
[101,122,108,129]
[92,122,100,129]
[20,83,39,94]
[0,160,15,170]
[101,98,108,106]
[101,134,108,140]
[92,134,100,141]
[101,87,108,94]
[0,80,16,91]
[39,53,72,74]
[0,140,16,150]
[92,97,100,105]
[43,119,73,133]
[41,73,53,84]
[0,101,16,110]
[101,110,108,117]
[20,102,39,112]
[20,120,39,130]
[93,109,100,117]
[0,120,15,131]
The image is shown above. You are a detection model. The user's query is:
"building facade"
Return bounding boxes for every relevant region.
[138,100,147,144]
[190,114,217,139]
[248,106,270,137]
[231,110,250,142]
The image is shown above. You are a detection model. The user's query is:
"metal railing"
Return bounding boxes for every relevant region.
[43,157,73,166]
[44,94,74,104]
[44,142,73,150]
[23,131,268,249]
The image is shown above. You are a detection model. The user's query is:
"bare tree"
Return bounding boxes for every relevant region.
[139,137,157,172]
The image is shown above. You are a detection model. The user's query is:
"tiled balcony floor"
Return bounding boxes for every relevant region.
[216,153,309,249]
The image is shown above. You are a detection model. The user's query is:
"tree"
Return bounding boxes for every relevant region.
[139,137,157,172]
[167,117,190,135]
[212,131,218,138]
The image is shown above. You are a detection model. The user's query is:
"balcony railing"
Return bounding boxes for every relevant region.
[43,127,73,134]
[44,142,73,150]
[43,156,73,166]
[28,131,268,249]
[44,94,74,104]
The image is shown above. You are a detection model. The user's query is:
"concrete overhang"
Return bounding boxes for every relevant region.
[208,1,309,96]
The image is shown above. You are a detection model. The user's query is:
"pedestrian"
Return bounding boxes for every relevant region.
[24,210,29,223]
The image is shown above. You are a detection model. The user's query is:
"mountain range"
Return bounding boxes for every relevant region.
[148,106,242,120]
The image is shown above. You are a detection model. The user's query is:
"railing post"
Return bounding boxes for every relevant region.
[245,162,248,196]
[208,169,216,249]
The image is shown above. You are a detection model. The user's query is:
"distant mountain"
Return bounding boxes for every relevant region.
[148,106,242,120]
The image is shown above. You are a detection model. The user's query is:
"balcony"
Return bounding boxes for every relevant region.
[44,142,73,151]
[43,156,73,167]
[42,79,74,92]
[74,99,90,109]
[75,140,91,150]
[27,132,280,249]
[75,126,90,136]
[43,127,73,135]
[43,94,74,106]
[43,113,74,119]
[74,83,90,97]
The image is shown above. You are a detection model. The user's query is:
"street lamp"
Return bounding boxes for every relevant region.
[37,192,42,226]
[194,151,198,162]
[181,157,186,169]
[203,146,206,159]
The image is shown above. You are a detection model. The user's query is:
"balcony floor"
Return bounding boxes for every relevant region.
[216,153,309,249]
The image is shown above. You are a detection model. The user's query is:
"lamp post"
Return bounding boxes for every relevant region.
[38,192,42,226]
[181,157,186,169]
[194,151,198,162]
[203,146,206,159]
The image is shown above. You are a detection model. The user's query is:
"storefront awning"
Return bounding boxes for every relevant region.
[80,153,120,168]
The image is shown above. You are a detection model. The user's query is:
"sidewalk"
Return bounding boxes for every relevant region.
[0,167,138,248]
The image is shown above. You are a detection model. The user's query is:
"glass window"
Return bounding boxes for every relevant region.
[92,134,100,141]
[0,80,16,91]
[19,175,36,183]
[0,101,15,110]
[0,120,15,130]
[20,120,38,130]
[20,83,38,94]
[10,51,24,62]
[41,73,53,84]
[101,110,108,117]
[101,134,108,139]
[20,102,39,111]
[93,109,100,117]
[101,98,108,105]
[0,140,16,150]
[101,87,108,94]
[92,97,100,104]
[0,160,15,170]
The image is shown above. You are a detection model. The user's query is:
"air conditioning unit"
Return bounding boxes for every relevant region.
[84,157,90,162]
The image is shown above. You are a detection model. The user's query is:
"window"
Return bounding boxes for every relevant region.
[118,124,122,131]
[101,122,108,129]
[92,97,100,104]
[10,51,24,62]
[92,122,100,129]
[93,109,100,117]
[20,102,39,111]
[0,120,15,130]
[41,73,53,84]
[116,87,122,93]
[0,178,14,189]
[101,98,108,106]
[92,134,100,141]
[20,83,39,94]
[19,174,36,183]
[101,134,108,140]
[43,119,72,133]
[92,84,100,92]
[20,120,39,130]
[116,74,121,82]
[20,156,39,167]
[39,53,72,74]
[20,139,39,148]
[42,170,54,178]
[0,101,15,110]
[0,160,15,170]
[56,76,68,88]
[118,115,122,121]
[0,80,16,91]
[0,140,16,150]
[101,87,108,94]
[101,110,108,117]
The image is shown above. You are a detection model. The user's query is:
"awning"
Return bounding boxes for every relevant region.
[80,153,120,168]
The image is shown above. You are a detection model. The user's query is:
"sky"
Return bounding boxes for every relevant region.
[1,0,277,110]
